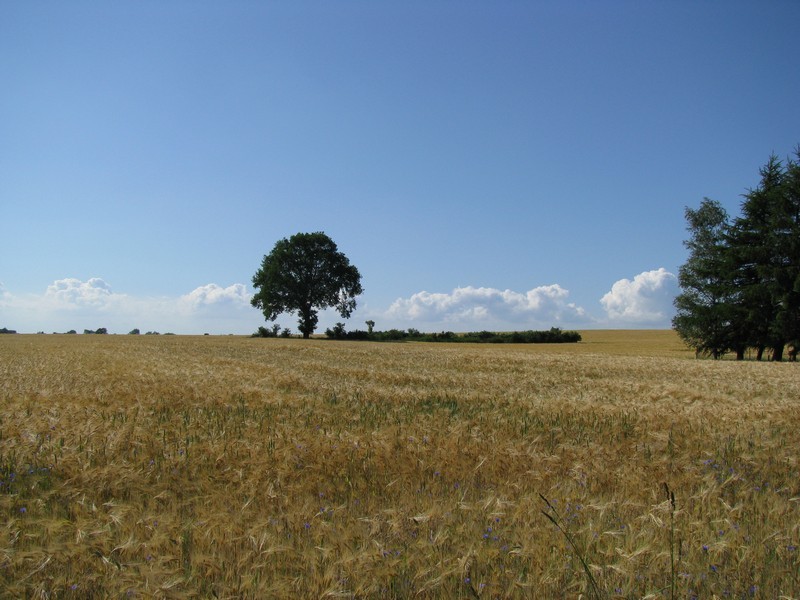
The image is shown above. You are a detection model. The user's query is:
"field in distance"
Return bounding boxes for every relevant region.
[0,332,797,598]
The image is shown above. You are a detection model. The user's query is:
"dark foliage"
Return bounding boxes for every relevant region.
[252,232,363,339]
[83,328,108,335]
[324,325,581,344]
[674,147,800,360]
[251,324,293,338]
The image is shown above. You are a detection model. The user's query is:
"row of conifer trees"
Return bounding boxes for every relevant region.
[673,148,800,360]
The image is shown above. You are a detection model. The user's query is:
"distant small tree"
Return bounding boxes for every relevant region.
[129,328,140,335]
[365,320,375,334]
[251,232,363,338]
[83,327,108,335]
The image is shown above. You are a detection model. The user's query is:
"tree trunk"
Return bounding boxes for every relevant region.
[772,344,784,362]
[298,304,317,339]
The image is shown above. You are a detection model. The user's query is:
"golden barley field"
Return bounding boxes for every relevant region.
[1,331,798,598]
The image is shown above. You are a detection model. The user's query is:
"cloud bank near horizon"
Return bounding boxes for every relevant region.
[0,278,257,334]
[380,268,677,330]
[0,269,678,334]
[384,284,589,328]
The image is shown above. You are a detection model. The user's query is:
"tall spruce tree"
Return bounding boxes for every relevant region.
[772,150,800,357]
[673,199,736,358]
[730,155,789,360]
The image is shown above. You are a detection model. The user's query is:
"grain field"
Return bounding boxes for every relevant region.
[0,332,797,598]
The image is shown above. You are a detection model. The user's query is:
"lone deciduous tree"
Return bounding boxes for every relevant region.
[251,232,363,339]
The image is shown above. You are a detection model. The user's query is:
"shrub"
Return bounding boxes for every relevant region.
[325,322,348,340]
[253,324,286,338]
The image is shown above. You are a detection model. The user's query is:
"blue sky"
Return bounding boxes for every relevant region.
[2,1,799,334]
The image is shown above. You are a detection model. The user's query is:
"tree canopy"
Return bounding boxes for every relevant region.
[251,232,363,339]
[673,148,800,360]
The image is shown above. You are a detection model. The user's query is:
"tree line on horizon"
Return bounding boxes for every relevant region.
[333,326,582,344]
[673,148,800,361]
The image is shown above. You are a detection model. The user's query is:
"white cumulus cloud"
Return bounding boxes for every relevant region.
[44,277,117,308]
[180,283,251,309]
[385,284,588,329]
[600,268,678,326]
